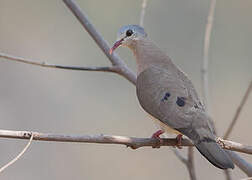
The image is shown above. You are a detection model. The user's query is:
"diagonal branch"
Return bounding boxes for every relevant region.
[0,52,119,73]
[62,0,136,85]
[224,81,252,139]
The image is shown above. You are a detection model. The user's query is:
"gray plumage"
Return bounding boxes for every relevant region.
[111,24,234,169]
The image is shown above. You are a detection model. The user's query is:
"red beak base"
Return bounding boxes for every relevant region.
[109,38,124,55]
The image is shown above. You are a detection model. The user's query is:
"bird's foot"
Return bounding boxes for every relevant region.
[151,130,164,148]
[174,134,183,149]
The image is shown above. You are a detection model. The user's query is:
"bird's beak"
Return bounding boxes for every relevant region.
[109,38,124,55]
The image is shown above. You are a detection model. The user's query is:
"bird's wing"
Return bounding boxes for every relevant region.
[136,66,210,133]
[136,66,234,169]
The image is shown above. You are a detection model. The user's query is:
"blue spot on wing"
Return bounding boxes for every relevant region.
[176,97,186,107]
[161,92,170,102]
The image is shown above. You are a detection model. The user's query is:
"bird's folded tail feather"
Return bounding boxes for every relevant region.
[195,139,234,169]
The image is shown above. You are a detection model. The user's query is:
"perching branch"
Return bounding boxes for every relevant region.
[0,129,251,154]
[224,81,252,139]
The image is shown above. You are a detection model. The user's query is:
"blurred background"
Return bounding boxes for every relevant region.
[0,0,251,179]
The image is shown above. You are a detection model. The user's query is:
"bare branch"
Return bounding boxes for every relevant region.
[224,81,252,139]
[202,0,217,113]
[217,138,252,155]
[227,151,252,177]
[172,147,197,180]
[0,130,251,154]
[62,0,136,85]
[0,133,33,173]
[171,148,188,164]
[187,147,197,180]
[140,0,148,27]
[0,129,192,149]
[224,170,232,180]
[0,52,119,73]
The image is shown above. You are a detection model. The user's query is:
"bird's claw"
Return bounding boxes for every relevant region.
[151,130,164,148]
[173,134,183,149]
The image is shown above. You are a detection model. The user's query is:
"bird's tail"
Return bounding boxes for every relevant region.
[195,140,234,169]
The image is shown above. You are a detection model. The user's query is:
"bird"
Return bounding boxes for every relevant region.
[110,24,234,169]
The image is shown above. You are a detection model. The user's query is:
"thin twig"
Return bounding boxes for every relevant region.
[62,0,137,85]
[187,147,197,180]
[0,133,33,173]
[140,0,148,27]
[202,0,217,113]
[224,81,252,139]
[171,149,188,164]
[224,170,232,180]
[0,52,119,73]
[0,130,251,154]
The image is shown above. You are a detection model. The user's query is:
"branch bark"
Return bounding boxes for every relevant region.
[0,129,251,154]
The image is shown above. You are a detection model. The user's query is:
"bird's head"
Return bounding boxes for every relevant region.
[110,25,147,54]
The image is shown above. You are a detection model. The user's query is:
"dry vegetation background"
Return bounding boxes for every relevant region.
[0,0,251,179]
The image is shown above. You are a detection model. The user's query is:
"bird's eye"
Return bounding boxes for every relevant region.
[126,29,133,37]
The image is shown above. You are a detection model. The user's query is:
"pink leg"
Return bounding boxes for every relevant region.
[151,130,164,148]
[175,134,183,149]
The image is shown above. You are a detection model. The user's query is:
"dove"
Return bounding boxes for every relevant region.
[110,25,234,169]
